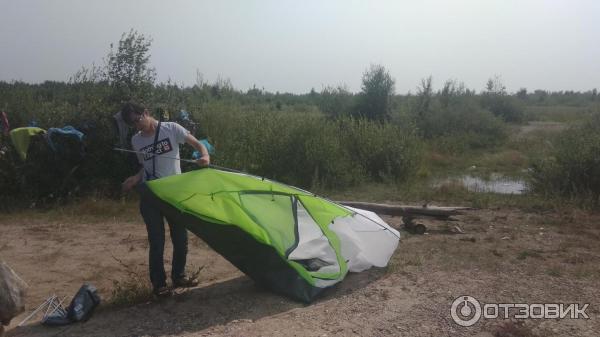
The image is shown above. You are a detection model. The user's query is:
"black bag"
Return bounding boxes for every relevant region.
[66,284,101,322]
[42,283,101,326]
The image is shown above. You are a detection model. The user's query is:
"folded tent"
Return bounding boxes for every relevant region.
[139,167,399,302]
[9,127,45,161]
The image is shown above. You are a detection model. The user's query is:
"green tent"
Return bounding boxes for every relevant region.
[140,168,399,302]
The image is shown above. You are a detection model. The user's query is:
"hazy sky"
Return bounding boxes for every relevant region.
[1,0,599,94]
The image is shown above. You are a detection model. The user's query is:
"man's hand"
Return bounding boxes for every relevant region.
[184,133,211,167]
[122,174,141,192]
[196,154,210,167]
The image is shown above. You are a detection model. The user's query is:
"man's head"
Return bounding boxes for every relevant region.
[121,101,149,129]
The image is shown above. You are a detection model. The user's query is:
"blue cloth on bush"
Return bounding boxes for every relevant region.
[178,110,191,122]
[192,139,215,160]
[46,126,84,152]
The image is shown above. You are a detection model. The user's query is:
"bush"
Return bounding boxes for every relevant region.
[195,108,422,189]
[0,80,423,205]
[481,94,525,123]
[530,114,600,204]
[338,117,422,181]
[412,93,508,153]
[318,85,355,118]
[481,76,524,123]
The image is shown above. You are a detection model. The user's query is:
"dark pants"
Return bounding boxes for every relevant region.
[139,196,188,289]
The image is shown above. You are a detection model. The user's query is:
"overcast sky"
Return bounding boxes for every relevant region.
[1,0,599,94]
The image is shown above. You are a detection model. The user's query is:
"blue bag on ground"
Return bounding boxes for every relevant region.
[42,283,101,326]
[66,283,100,322]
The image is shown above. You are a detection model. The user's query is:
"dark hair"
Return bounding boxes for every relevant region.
[120,101,146,125]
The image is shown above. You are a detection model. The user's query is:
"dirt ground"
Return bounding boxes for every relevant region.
[1,203,599,337]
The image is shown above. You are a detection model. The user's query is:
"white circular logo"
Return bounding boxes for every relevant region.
[451,295,482,327]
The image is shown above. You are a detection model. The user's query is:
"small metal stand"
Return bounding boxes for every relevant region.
[17,294,67,327]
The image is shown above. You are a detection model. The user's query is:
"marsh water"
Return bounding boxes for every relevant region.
[435,173,527,194]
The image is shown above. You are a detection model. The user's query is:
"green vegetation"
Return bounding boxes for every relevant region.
[109,254,153,307]
[1,30,599,209]
[195,109,421,188]
[410,78,508,154]
[481,75,525,123]
[354,64,395,121]
[530,114,600,206]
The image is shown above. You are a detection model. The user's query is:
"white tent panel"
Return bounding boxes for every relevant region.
[330,207,399,272]
[287,200,339,275]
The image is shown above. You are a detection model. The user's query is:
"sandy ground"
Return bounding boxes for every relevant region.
[1,204,599,337]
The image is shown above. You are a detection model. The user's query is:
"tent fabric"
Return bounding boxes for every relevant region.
[141,168,399,302]
[9,127,45,160]
[46,126,84,152]
[46,126,86,163]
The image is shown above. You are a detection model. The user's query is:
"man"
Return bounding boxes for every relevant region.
[121,101,210,297]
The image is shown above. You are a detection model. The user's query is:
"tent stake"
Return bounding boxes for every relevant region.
[17,296,52,327]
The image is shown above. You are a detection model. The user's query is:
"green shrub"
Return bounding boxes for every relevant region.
[0,80,423,205]
[481,94,525,123]
[195,109,422,189]
[481,76,525,123]
[416,98,508,153]
[530,114,600,204]
[338,117,422,182]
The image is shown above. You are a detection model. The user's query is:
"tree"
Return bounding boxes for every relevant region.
[104,29,156,101]
[416,76,433,115]
[355,64,395,122]
[485,75,506,95]
[318,85,354,118]
[516,88,528,100]
[439,79,466,108]
[481,75,523,123]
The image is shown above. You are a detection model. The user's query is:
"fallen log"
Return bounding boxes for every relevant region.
[338,201,471,219]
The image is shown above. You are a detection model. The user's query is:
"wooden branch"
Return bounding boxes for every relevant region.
[337,201,472,219]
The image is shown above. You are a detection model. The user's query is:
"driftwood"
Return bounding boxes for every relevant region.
[338,201,471,219]
[338,201,472,234]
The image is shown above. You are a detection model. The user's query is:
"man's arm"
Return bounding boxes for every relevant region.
[184,133,210,166]
[122,168,143,192]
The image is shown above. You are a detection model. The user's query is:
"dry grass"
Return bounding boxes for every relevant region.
[1,197,140,225]
[107,255,153,307]
[493,320,539,337]
[516,250,544,260]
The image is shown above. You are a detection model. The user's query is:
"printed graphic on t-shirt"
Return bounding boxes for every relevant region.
[139,138,173,161]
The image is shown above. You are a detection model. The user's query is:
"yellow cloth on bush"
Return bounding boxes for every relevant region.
[9,127,45,160]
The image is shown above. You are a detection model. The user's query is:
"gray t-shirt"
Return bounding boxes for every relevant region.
[131,122,189,181]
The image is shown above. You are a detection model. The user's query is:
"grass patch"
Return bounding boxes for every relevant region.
[0,196,140,224]
[516,250,543,260]
[388,250,425,272]
[492,320,539,337]
[572,265,600,279]
[110,275,153,307]
[324,177,572,212]
[108,255,153,307]
[525,105,595,123]
[545,267,562,278]
[473,150,528,177]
